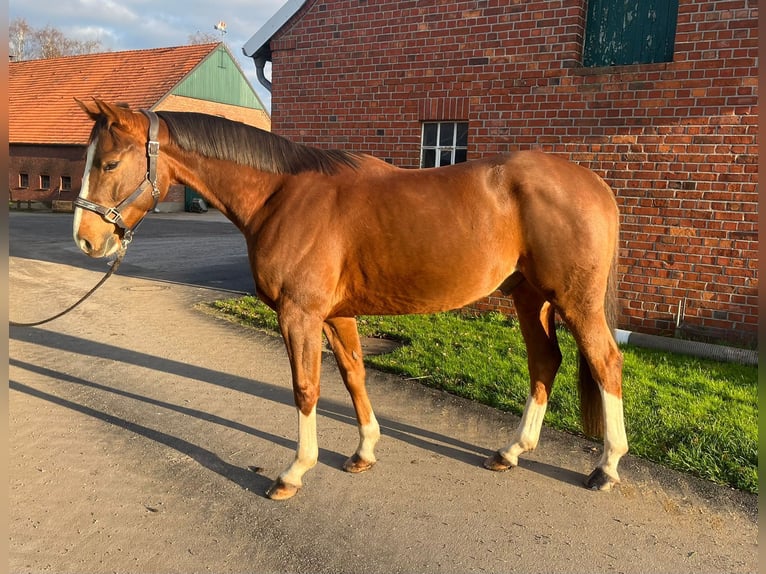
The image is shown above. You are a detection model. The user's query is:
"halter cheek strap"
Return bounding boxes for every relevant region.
[74,109,161,248]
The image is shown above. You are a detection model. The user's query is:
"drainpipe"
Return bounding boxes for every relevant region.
[614,329,757,366]
[254,54,272,93]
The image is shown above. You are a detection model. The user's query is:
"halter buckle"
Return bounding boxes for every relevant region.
[103,207,124,226]
[147,140,160,157]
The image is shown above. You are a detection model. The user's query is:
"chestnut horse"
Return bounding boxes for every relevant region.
[73,99,627,500]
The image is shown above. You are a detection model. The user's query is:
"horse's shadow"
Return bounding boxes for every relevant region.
[9,377,275,495]
[10,328,586,494]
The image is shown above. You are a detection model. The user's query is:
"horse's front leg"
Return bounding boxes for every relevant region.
[266,308,324,500]
[323,317,380,473]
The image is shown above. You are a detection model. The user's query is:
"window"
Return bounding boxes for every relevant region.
[421,122,468,168]
[60,176,72,191]
[19,173,29,188]
[583,0,678,67]
[40,175,51,189]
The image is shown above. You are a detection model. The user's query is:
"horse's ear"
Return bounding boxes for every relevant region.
[74,98,133,127]
[74,97,102,121]
[93,99,133,126]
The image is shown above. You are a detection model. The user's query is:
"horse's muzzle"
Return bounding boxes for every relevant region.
[75,230,121,258]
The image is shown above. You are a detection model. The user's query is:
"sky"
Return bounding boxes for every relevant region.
[8,0,286,110]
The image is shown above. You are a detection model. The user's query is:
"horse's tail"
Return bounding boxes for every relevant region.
[577,224,619,439]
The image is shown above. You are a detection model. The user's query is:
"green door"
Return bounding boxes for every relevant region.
[583,0,678,67]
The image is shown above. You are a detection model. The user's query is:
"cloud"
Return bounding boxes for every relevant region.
[76,0,140,26]
[65,25,120,46]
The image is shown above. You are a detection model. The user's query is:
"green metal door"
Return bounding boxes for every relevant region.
[583,0,678,67]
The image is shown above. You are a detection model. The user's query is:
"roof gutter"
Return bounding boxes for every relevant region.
[242,0,307,93]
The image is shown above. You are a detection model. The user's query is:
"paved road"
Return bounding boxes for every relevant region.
[9,211,757,573]
[9,210,255,294]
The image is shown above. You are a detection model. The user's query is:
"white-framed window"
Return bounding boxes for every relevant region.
[420,122,468,168]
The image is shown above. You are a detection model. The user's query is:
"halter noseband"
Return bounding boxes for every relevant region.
[74,109,161,248]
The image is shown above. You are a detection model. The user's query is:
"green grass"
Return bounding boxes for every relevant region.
[210,296,758,493]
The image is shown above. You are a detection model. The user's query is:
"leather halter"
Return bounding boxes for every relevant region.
[74,109,161,248]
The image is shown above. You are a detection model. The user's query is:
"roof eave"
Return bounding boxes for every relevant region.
[242,0,308,60]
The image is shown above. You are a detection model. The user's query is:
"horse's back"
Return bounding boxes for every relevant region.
[358,149,615,211]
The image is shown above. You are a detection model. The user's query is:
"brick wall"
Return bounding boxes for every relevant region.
[9,145,84,203]
[268,0,758,345]
[9,144,190,212]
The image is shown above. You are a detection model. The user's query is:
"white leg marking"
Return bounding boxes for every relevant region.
[279,406,318,488]
[498,395,548,466]
[599,391,628,480]
[73,138,98,246]
[356,411,380,463]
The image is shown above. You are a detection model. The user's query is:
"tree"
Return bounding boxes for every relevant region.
[188,31,220,45]
[35,24,103,59]
[9,18,105,60]
[9,18,33,60]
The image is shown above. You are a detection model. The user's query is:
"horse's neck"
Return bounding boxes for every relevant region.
[168,147,281,228]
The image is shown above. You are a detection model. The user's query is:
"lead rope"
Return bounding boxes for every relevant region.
[9,249,126,327]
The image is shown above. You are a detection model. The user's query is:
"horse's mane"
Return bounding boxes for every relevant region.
[157,111,362,176]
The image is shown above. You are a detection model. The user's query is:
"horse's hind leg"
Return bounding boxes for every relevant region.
[562,306,627,490]
[323,317,380,473]
[485,281,562,471]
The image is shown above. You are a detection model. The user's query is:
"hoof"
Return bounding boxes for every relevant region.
[483,451,516,472]
[343,453,376,474]
[584,467,619,491]
[266,477,300,500]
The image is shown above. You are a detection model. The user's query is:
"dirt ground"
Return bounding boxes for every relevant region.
[9,254,758,574]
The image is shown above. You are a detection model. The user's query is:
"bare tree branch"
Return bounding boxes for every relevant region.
[9,18,106,60]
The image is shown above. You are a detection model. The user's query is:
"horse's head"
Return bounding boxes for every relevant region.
[73,99,167,258]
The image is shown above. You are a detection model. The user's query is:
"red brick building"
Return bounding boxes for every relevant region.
[10,43,270,212]
[245,0,758,345]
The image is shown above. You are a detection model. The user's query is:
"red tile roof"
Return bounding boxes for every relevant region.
[10,43,219,145]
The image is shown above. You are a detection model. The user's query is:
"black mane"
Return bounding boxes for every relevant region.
[158,111,361,176]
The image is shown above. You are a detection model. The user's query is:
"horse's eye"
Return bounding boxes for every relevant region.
[104,161,119,172]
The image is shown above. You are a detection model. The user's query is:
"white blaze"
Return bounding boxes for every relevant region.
[72,137,98,244]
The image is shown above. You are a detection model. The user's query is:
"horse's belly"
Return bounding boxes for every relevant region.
[337,263,512,316]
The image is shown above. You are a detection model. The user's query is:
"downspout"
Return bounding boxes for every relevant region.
[254,53,272,93]
[242,0,305,94]
[614,329,757,366]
